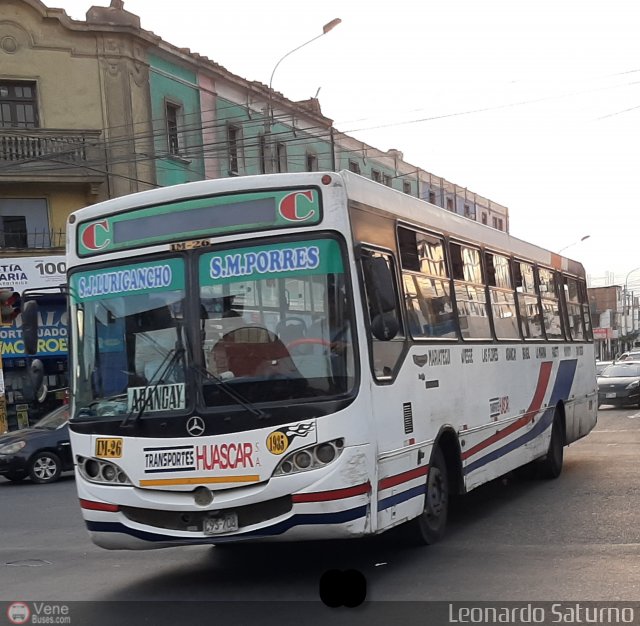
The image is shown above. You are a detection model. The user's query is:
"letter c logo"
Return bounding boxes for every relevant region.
[279,191,316,222]
[81,220,111,251]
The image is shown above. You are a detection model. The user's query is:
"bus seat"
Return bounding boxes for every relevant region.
[276,317,306,345]
[210,326,299,378]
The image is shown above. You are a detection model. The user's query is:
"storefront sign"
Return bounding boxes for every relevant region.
[0,256,66,292]
[0,306,68,358]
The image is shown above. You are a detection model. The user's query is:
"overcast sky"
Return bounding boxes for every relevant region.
[52,1,640,289]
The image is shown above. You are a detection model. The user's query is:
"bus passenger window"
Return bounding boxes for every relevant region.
[398,227,456,339]
[485,252,519,340]
[538,267,564,340]
[450,242,491,339]
[563,276,585,341]
[514,260,543,339]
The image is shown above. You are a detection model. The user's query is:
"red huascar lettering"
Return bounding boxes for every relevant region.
[195,443,254,470]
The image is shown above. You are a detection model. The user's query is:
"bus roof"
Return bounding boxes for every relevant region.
[69,170,585,277]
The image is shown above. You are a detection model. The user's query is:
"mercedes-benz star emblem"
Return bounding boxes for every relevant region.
[186,416,205,437]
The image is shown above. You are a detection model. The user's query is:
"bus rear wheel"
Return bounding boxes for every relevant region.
[403,447,449,545]
[538,411,564,479]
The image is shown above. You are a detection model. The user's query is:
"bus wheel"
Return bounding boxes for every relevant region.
[403,447,449,545]
[538,412,564,479]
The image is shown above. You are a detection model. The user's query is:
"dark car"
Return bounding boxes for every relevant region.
[597,362,640,408]
[0,405,72,484]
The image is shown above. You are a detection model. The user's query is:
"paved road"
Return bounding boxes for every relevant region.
[1,407,639,607]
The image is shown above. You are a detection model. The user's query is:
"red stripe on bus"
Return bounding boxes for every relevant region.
[79,498,120,512]
[378,465,429,491]
[292,482,371,503]
[462,361,553,461]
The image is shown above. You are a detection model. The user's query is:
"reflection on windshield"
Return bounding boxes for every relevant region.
[69,240,356,421]
[601,364,640,378]
[70,259,187,419]
[35,406,69,429]
[199,238,355,406]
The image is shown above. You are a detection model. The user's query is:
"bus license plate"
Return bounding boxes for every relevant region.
[203,513,238,535]
[605,392,617,399]
[95,438,123,458]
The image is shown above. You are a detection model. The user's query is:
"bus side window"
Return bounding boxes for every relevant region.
[514,260,543,339]
[485,252,519,340]
[398,226,456,339]
[361,249,405,380]
[538,267,564,340]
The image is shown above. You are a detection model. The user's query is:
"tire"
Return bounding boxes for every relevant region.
[538,412,564,479]
[403,447,449,545]
[28,451,62,484]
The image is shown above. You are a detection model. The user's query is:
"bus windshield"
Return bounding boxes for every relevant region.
[198,237,356,406]
[68,236,356,420]
[70,258,187,419]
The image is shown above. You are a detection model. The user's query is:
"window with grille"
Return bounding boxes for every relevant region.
[228,124,242,174]
[165,102,181,156]
[277,142,287,172]
[0,81,38,128]
[306,152,318,172]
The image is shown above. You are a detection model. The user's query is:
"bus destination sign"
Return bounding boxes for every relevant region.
[77,189,322,257]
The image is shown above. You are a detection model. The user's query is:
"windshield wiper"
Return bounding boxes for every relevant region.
[120,346,185,428]
[189,363,269,420]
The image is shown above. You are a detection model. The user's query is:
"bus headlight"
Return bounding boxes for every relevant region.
[76,455,132,486]
[273,439,344,476]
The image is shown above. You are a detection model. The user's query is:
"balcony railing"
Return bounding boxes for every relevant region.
[0,229,66,250]
[0,129,102,165]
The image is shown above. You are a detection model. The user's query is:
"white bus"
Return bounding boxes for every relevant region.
[54,171,596,549]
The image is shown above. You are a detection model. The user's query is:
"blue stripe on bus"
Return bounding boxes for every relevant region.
[377,484,426,512]
[464,359,577,476]
[85,505,368,544]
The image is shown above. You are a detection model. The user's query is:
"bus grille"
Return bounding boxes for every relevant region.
[121,496,292,531]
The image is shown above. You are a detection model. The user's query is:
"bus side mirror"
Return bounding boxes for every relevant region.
[371,312,400,341]
[22,300,39,355]
[29,359,48,403]
[364,256,397,315]
[362,254,400,341]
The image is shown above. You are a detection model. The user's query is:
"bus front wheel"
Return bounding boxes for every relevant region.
[404,447,449,545]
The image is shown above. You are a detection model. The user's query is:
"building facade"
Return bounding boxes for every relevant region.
[0,0,510,428]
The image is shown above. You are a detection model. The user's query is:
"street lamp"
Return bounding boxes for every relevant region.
[557,234,590,254]
[265,18,341,170]
[623,266,640,345]
[268,18,342,100]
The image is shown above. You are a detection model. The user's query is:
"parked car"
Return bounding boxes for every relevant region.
[616,351,640,362]
[0,405,72,484]
[596,360,614,376]
[597,362,640,408]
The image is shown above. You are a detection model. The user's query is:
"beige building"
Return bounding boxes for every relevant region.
[0,0,156,257]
